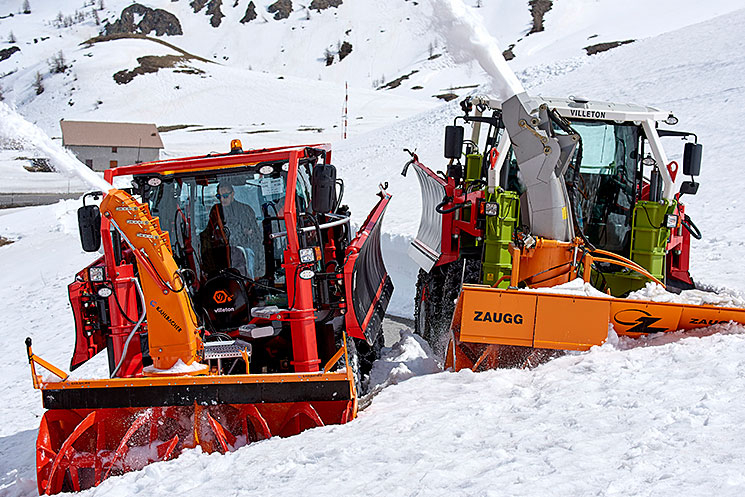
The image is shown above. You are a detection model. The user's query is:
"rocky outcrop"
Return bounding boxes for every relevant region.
[240,1,257,23]
[502,44,515,61]
[309,0,342,11]
[338,41,352,61]
[191,0,208,11]
[0,46,20,62]
[113,55,199,84]
[105,4,182,36]
[268,0,292,20]
[191,0,224,27]
[584,40,635,55]
[528,0,552,34]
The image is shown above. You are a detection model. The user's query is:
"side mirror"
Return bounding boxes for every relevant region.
[444,125,464,159]
[679,181,699,196]
[78,205,101,252]
[683,142,702,176]
[311,163,337,214]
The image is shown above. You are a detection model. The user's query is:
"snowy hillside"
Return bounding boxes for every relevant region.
[2,1,745,496]
[1,0,742,136]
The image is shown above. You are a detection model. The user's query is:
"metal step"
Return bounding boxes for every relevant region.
[203,339,252,360]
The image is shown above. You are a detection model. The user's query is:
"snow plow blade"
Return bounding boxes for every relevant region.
[35,372,354,495]
[344,190,394,344]
[448,285,745,371]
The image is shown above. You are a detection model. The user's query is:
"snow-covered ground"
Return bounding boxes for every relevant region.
[2,1,745,496]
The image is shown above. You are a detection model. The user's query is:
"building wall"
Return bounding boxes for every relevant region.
[67,145,160,171]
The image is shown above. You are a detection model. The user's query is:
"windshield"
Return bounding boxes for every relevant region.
[143,162,312,286]
[564,121,639,253]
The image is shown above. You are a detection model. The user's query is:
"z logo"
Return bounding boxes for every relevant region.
[613,309,667,334]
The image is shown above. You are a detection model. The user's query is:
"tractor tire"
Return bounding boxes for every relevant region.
[415,259,482,358]
[346,332,384,396]
[414,262,458,357]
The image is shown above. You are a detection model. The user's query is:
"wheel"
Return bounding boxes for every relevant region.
[414,261,466,357]
[415,258,483,359]
[346,331,384,396]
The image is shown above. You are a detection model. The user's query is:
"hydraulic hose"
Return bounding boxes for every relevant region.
[110,278,146,378]
[682,214,702,240]
[436,196,469,214]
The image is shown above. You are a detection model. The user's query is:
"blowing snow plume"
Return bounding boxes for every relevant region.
[0,102,111,192]
[431,0,525,101]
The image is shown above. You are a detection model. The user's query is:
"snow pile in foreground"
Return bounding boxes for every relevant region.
[31,322,745,497]
[367,329,441,394]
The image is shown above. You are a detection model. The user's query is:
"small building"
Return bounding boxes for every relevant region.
[60,120,164,171]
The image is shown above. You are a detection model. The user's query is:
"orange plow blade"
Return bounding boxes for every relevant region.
[447,284,745,371]
[36,400,352,494]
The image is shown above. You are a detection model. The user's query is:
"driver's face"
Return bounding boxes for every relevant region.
[217,189,233,205]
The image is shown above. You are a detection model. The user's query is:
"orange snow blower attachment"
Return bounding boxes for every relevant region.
[447,282,745,371]
[28,144,393,495]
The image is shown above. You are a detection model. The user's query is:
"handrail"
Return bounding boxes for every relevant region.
[269,215,351,240]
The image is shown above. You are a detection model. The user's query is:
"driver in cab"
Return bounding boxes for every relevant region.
[205,183,265,278]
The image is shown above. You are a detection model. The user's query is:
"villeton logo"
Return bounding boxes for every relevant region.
[613,309,666,334]
[213,290,231,304]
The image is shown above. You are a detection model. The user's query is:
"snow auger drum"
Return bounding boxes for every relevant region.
[27,143,393,494]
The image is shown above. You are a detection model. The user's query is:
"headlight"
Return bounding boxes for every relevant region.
[299,248,315,263]
[89,266,105,282]
[665,214,678,229]
[97,286,113,298]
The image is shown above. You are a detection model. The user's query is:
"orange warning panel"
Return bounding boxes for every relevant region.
[533,295,610,351]
[459,285,536,347]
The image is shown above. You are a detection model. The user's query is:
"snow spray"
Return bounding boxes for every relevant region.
[0,102,112,192]
[430,0,525,101]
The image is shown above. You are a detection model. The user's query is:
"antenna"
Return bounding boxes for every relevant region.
[342,81,348,140]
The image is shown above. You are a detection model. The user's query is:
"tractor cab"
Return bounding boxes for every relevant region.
[139,157,316,333]
[497,99,702,256]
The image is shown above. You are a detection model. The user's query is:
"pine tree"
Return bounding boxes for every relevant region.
[22,0,30,14]
[93,9,100,25]
[8,31,16,43]
[33,72,44,95]
[49,51,67,73]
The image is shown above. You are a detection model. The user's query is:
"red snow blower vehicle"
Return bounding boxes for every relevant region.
[26,142,392,494]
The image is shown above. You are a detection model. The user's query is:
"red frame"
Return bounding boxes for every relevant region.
[75,145,335,376]
[343,191,392,340]
[410,158,485,267]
